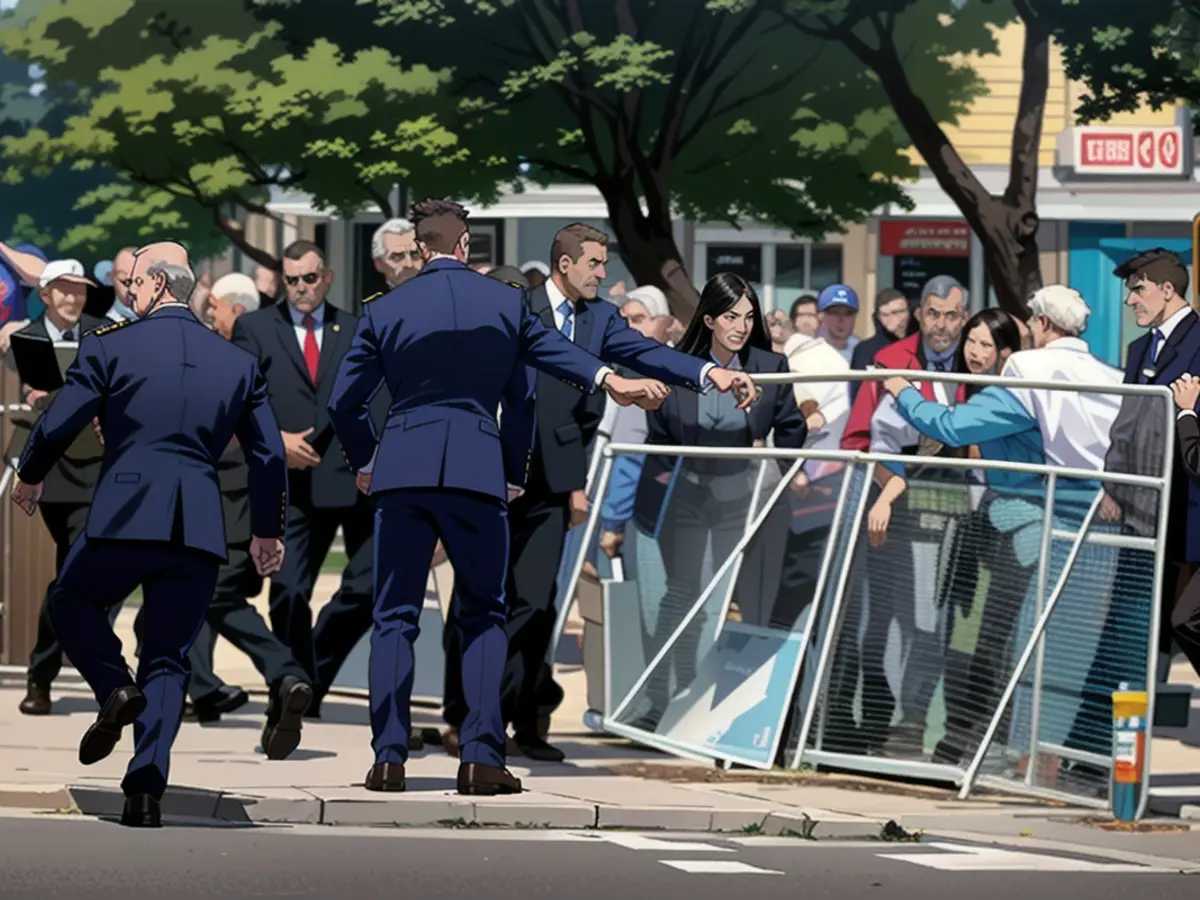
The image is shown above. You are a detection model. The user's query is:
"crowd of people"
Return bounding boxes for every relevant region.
[1,211,1196,814]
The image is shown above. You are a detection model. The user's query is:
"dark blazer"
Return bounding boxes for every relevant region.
[631,345,807,534]
[217,440,252,546]
[1107,309,1200,561]
[17,306,288,560]
[501,283,714,497]
[9,312,106,505]
[328,257,609,502]
[1177,413,1200,485]
[231,300,382,509]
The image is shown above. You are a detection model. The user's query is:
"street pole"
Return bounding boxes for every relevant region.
[388,184,401,219]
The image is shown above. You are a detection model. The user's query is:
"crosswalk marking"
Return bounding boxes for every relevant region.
[879,843,1169,873]
[659,861,783,875]
[573,833,732,853]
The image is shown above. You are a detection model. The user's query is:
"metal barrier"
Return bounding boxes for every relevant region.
[557,370,1173,818]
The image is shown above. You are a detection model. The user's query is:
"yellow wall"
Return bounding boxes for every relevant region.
[909,22,1180,168]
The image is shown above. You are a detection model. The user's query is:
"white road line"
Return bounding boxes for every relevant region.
[660,860,783,875]
[879,843,1171,873]
[580,833,733,852]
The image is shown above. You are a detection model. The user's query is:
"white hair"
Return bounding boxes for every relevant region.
[521,260,550,277]
[211,272,260,313]
[370,218,415,259]
[146,261,196,302]
[1028,284,1090,336]
[623,285,670,319]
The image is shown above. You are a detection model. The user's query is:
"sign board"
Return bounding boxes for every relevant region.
[1058,126,1187,176]
[878,220,970,257]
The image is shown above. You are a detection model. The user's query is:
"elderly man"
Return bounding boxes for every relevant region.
[106,247,138,323]
[10,241,291,827]
[371,218,423,289]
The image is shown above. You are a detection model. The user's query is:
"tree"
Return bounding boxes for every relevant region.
[769,0,1048,318]
[0,0,458,268]
[263,0,986,317]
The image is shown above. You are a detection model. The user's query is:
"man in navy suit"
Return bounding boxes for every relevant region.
[10,241,292,828]
[328,198,754,795]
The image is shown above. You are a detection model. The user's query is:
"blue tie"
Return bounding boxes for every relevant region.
[558,300,575,341]
[931,359,948,372]
[1149,328,1163,362]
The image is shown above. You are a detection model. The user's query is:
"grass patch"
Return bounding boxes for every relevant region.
[322,550,349,575]
[123,588,143,608]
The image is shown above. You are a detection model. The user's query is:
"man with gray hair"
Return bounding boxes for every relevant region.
[616,285,673,345]
[205,272,260,338]
[371,218,422,288]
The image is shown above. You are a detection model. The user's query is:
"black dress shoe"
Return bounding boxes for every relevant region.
[457,762,522,796]
[18,681,51,716]
[513,732,565,763]
[303,686,327,720]
[80,685,147,766]
[261,677,313,761]
[364,762,406,792]
[120,794,162,828]
[192,686,250,724]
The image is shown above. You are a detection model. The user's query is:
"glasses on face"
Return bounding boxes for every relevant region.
[284,272,322,287]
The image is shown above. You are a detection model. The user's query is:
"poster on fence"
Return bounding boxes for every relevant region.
[654,622,806,766]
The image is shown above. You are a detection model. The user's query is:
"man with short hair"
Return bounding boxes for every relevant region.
[789,293,819,339]
[11,259,110,715]
[204,272,261,337]
[371,218,423,288]
[11,240,291,827]
[232,240,378,718]
[817,283,860,363]
[106,247,139,322]
[850,288,913,401]
[617,286,673,345]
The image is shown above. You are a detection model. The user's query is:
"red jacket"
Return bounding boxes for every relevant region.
[841,333,966,451]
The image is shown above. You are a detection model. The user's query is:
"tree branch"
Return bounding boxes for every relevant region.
[210,205,279,270]
[647,1,708,169]
[524,156,598,183]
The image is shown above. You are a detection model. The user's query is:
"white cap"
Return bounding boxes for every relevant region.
[39,258,97,289]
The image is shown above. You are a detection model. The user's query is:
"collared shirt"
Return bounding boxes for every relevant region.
[1000,337,1122,474]
[287,301,325,352]
[43,315,79,343]
[924,341,958,406]
[107,295,136,323]
[819,328,859,364]
[1149,304,1194,363]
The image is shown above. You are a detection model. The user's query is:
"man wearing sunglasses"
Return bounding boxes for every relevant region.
[231,240,380,721]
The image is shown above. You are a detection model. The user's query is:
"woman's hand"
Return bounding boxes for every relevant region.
[1171,373,1200,412]
[867,498,892,547]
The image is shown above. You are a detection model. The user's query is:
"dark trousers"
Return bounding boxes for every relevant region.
[269,498,375,690]
[49,534,217,799]
[771,526,829,630]
[28,503,120,686]
[372,489,508,768]
[443,490,568,732]
[181,544,307,701]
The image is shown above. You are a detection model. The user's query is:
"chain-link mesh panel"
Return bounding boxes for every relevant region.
[601,450,816,766]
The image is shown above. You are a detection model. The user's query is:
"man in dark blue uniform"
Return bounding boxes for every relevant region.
[327,198,738,795]
[10,241,292,828]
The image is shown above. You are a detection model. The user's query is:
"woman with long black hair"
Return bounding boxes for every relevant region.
[617,273,807,724]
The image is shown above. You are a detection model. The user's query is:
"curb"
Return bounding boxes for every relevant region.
[6,783,893,836]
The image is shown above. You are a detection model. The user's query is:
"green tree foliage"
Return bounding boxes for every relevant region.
[0,0,457,268]
[260,0,989,315]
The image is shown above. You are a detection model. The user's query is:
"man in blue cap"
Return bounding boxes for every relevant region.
[817,283,860,364]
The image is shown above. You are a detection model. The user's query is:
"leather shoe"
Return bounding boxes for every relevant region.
[18,681,51,716]
[442,726,461,758]
[261,676,312,761]
[364,762,406,792]
[457,762,522,796]
[409,729,424,751]
[80,685,146,766]
[120,793,162,828]
[304,686,327,720]
[513,732,565,763]
[191,685,249,724]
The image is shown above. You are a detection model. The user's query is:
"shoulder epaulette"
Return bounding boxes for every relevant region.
[93,318,133,336]
[505,281,523,290]
[362,292,383,304]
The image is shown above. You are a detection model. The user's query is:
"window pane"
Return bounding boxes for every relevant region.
[706,245,762,297]
[775,244,811,313]
[810,244,843,290]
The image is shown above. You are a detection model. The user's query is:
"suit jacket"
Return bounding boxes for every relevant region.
[1177,413,1200,484]
[17,306,288,560]
[327,257,609,502]
[1108,310,1200,560]
[217,440,252,546]
[631,346,807,534]
[232,300,386,509]
[8,312,106,505]
[509,284,709,497]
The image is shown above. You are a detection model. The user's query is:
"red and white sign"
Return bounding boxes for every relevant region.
[1061,126,1187,176]
[879,220,970,257]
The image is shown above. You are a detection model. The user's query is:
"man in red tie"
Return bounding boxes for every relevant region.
[230,240,382,718]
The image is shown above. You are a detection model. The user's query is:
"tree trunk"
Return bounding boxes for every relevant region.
[600,184,701,322]
[212,206,281,271]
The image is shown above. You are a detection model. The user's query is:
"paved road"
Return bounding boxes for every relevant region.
[0,814,1192,898]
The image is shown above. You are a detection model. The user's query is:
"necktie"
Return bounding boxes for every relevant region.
[1149,328,1164,362]
[558,300,575,341]
[302,314,319,383]
[63,329,75,342]
[932,359,947,372]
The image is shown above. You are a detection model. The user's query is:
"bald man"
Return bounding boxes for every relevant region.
[11,241,295,828]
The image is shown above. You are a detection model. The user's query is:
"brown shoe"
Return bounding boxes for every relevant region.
[19,681,51,716]
[364,762,406,792]
[457,762,522,796]
[442,726,461,758]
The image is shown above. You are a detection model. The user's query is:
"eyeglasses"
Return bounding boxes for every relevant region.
[284,272,322,287]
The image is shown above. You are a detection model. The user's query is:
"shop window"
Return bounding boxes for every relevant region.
[705,244,762,297]
[810,244,843,291]
[774,244,810,313]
